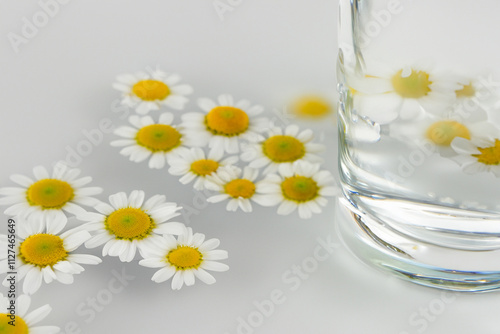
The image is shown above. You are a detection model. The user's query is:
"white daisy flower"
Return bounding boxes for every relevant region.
[0,221,101,295]
[257,161,338,219]
[241,124,324,173]
[139,227,228,290]
[454,74,500,126]
[205,166,268,213]
[167,147,238,190]
[350,62,457,124]
[451,132,500,177]
[79,190,186,263]
[181,94,269,154]
[389,114,497,157]
[112,69,193,115]
[0,293,59,333]
[291,95,333,119]
[111,112,198,169]
[0,164,102,234]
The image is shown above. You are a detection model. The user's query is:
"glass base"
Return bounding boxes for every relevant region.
[336,197,500,292]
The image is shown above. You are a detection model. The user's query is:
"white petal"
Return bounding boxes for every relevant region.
[193,268,216,285]
[171,271,184,290]
[24,304,52,326]
[10,174,33,187]
[109,192,128,209]
[277,201,297,215]
[152,266,176,283]
[32,166,50,180]
[23,266,43,295]
[202,261,229,272]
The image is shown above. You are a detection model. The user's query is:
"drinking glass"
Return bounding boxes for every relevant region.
[336,0,500,291]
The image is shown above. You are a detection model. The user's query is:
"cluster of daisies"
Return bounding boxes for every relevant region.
[111,68,337,218]
[0,68,336,332]
[349,61,500,177]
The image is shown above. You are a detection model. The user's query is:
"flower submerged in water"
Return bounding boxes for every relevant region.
[182,94,269,153]
[389,114,496,156]
[139,227,228,290]
[451,134,500,177]
[205,166,267,213]
[0,293,59,333]
[111,112,197,169]
[167,147,238,190]
[350,63,457,124]
[256,161,338,219]
[79,191,186,262]
[1,222,101,295]
[241,124,324,173]
[0,164,102,233]
[113,69,193,114]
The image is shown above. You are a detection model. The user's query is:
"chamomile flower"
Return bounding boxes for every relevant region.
[291,95,333,119]
[451,134,500,177]
[350,62,457,124]
[454,74,500,126]
[205,166,267,213]
[257,161,338,219]
[0,222,101,295]
[389,114,497,156]
[139,227,228,290]
[0,165,102,233]
[80,191,186,262]
[0,293,59,333]
[182,94,269,153]
[167,147,238,190]
[111,112,197,169]
[113,69,193,114]
[241,124,324,173]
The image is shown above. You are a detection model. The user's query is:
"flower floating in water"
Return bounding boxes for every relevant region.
[350,63,457,124]
[451,134,500,177]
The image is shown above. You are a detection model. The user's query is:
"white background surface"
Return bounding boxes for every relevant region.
[1,0,500,333]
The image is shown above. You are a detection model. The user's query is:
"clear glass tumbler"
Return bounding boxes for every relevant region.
[337,0,500,291]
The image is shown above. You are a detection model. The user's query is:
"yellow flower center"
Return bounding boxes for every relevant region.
[105,208,155,240]
[26,179,74,209]
[456,82,475,97]
[263,135,305,163]
[281,176,319,202]
[391,69,432,98]
[224,179,256,199]
[19,234,68,268]
[132,80,170,101]
[0,314,28,334]
[167,246,203,270]
[190,159,219,176]
[293,96,331,118]
[472,139,500,165]
[205,106,250,136]
[136,124,182,152]
[426,120,471,146]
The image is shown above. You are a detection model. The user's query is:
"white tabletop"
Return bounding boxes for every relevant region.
[1,1,499,333]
